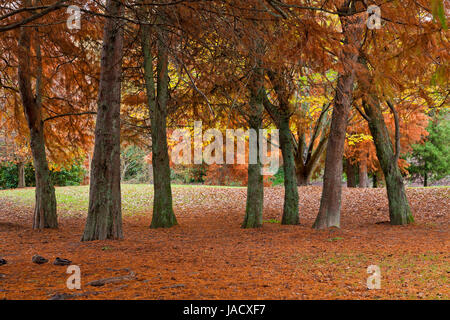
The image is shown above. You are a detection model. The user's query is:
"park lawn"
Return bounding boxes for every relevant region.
[0,185,448,300]
[0,184,245,217]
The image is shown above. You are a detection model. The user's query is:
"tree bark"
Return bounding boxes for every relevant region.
[358,157,369,188]
[313,10,363,230]
[363,99,414,225]
[242,124,264,228]
[242,83,264,229]
[82,0,124,241]
[17,6,57,229]
[313,74,353,229]
[345,159,358,188]
[296,171,309,186]
[279,116,299,225]
[372,172,378,188]
[263,69,299,224]
[142,21,177,229]
[17,162,25,188]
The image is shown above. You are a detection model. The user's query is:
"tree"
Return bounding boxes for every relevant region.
[344,158,358,188]
[82,0,124,241]
[361,97,414,224]
[313,3,364,230]
[263,69,300,225]
[408,111,449,186]
[17,0,57,229]
[293,102,330,187]
[241,52,265,229]
[141,12,178,229]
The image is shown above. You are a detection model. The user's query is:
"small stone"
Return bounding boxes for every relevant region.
[53,257,72,266]
[32,255,48,264]
[161,284,185,289]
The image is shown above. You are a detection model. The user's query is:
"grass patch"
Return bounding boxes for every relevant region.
[0,184,246,217]
[264,219,281,224]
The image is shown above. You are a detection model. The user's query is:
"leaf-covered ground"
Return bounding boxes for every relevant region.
[0,185,448,300]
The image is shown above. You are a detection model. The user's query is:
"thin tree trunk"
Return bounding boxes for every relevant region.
[295,138,327,186]
[313,10,363,230]
[363,99,413,225]
[142,21,177,229]
[279,116,299,225]
[17,162,25,188]
[345,159,358,188]
[17,5,57,229]
[121,161,129,182]
[358,157,369,188]
[82,0,124,241]
[372,172,378,188]
[424,172,428,187]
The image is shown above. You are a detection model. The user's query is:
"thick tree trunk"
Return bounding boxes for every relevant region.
[17,162,25,188]
[82,0,124,241]
[345,159,358,188]
[313,11,362,230]
[279,116,299,225]
[17,11,57,229]
[313,74,354,229]
[142,21,177,228]
[363,100,413,225]
[358,157,369,188]
[242,71,264,228]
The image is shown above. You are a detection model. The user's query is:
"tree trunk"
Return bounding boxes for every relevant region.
[142,21,177,229]
[363,99,413,225]
[17,162,25,188]
[296,170,309,186]
[313,73,354,229]
[242,70,264,228]
[372,172,378,188]
[279,116,299,225]
[242,124,264,228]
[17,8,57,229]
[358,157,369,188]
[82,0,124,241]
[424,172,428,187]
[345,159,358,188]
[313,11,362,230]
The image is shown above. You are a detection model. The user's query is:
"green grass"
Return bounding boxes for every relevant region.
[263,219,281,224]
[0,184,245,217]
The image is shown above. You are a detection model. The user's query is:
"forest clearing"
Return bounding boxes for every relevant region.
[0,185,448,300]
